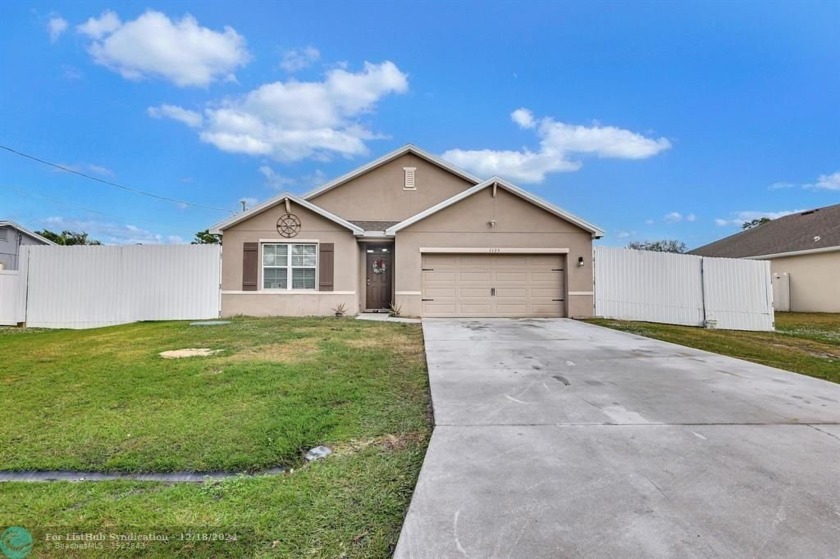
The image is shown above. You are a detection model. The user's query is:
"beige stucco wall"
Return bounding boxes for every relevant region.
[769,251,840,313]
[309,154,475,222]
[394,188,595,318]
[220,201,360,317]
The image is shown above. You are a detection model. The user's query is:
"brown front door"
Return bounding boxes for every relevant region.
[366,249,392,310]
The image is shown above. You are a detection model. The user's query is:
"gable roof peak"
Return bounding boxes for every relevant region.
[301,144,481,200]
[386,177,605,238]
[208,192,363,235]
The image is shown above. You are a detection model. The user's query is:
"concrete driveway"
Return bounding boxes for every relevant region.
[395,319,840,558]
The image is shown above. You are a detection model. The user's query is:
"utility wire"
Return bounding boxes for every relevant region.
[0,144,233,214]
[0,183,183,231]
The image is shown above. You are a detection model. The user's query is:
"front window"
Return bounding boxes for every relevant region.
[263,243,317,290]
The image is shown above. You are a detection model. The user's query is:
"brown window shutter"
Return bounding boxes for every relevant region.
[319,243,334,291]
[242,242,259,291]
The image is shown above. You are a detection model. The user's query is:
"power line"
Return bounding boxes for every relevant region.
[0,183,183,231]
[0,144,233,214]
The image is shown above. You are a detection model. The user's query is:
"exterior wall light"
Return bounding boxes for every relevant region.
[577,256,585,267]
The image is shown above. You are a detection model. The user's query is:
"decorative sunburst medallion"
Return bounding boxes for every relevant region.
[276,213,301,238]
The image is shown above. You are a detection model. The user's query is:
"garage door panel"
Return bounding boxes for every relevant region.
[422,253,567,318]
[460,303,494,314]
[423,303,457,316]
[495,271,530,282]
[424,271,456,283]
[530,271,562,282]
[531,287,562,298]
[459,287,491,298]
[459,271,493,282]
[495,287,529,298]
[423,254,458,267]
[425,287,457,298]
[495,303,530,315]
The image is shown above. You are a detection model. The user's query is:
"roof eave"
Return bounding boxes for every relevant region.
[386,177,605,237]
[209,193,363,235]
[744,245,840,260]
[0,220,58,245]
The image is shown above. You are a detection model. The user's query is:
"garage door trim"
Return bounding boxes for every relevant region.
[419,247,570,254]
[421,253,567,318]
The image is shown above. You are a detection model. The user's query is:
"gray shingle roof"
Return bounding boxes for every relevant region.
[349,220,401,231]
[689,203,840,258]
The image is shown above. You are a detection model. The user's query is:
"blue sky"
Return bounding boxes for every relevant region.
[2,1,838,246]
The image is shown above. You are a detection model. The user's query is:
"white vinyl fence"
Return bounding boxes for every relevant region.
[0,270,22,325]
[18,245,221,329]
[594,247,774,331]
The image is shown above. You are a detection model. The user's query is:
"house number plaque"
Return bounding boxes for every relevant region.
[276,213,302,238]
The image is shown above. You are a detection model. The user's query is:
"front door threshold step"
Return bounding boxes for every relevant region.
[356,313,421,324]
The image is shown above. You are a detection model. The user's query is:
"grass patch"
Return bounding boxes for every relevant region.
[0,318,431,557]
[0,318,429,473]
[0,442,426,557]
[588,312,840,384]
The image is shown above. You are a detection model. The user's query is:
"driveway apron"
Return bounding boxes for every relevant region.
[395,318,840,558]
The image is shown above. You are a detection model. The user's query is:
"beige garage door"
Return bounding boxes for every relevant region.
[421,253,566,317]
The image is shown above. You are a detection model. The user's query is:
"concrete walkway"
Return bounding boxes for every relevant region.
[395,319,840,558]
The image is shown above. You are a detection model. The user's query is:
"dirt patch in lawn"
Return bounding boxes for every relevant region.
[345,334,423,357]
[767,339,840,360]
[224,338,321,364]
[160,348,223,359]
[331,431,428,458]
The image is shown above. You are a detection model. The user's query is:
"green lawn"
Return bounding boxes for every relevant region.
[0,318,431,557]
[588,312,840,384]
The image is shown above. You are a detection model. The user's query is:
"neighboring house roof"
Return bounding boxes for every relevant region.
[208,193,365,235]
[385,177,606,238]
[0,220,57,245]
[302,144,481,200]
[690,203,840,259]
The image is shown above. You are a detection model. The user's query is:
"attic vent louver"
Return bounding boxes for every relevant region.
[403,167,416,190]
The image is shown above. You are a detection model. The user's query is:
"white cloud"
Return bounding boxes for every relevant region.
[770,171,840,191]
[644,219,654,225]
[77,10,121,39]
[714,209,803,227]
[43,217,179,245]
[661,211,696,224]
[258,166,296,190]
[148,104,203,128]
[47,16,68,42]
[617,230,636,239]
[280,46,320,72]
[77,10,250,87]
[154,61,408,161]
[813,171,840,190]
[511,108,535,129]
[442,108,670,183]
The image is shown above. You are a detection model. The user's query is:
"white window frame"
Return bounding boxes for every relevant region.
[261,242,318,291]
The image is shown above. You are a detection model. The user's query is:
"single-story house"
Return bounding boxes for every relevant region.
[210,145,604,318]
[0,221,56,270]
[690,203,840,312]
